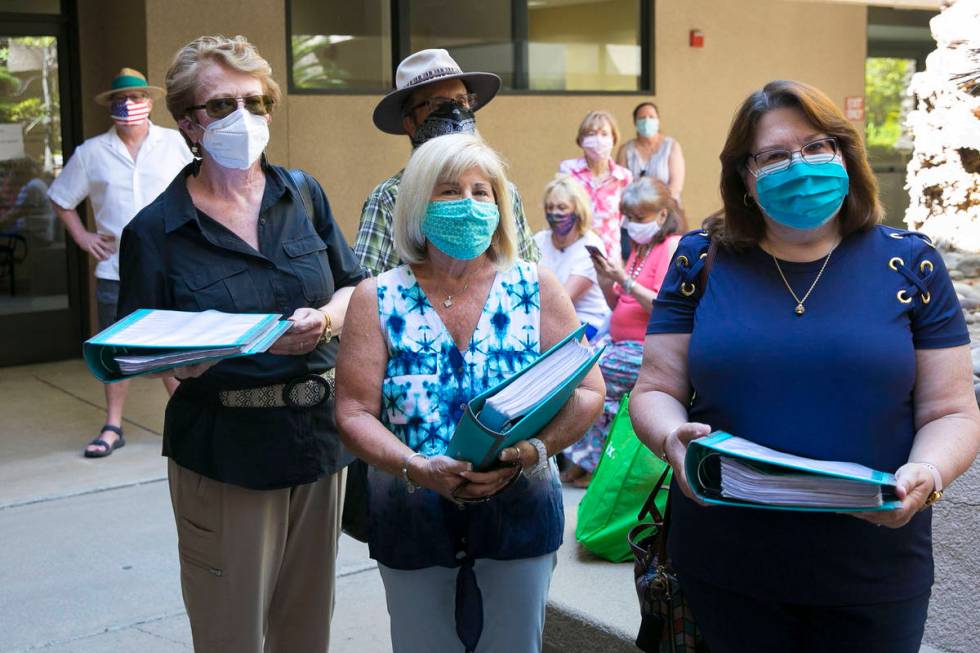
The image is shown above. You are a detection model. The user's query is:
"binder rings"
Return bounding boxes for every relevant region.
[445,324,604,470]
[686,432,901,512]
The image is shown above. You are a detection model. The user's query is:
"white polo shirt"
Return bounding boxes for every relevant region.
[48,123,193,280]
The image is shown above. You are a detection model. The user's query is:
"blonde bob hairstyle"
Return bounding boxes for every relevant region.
[543,174,593,239]
[394,133,517,269]
[165,35,282,124]
[575,110,621,148]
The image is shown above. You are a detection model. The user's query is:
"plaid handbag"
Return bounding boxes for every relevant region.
[627,467,709,653]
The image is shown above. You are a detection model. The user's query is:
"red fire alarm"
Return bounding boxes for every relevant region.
[690,30,704,48]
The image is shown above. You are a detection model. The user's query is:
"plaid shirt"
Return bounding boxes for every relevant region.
[354,170,541,276]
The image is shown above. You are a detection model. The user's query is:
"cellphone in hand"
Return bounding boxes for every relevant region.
[585,245,607,261]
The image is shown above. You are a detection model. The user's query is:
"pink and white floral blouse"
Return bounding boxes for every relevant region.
[558,156,633,258]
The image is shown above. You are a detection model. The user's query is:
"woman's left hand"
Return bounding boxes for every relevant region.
[850,463,936,529]
[592,250,626,284]
[497,441,537,472]
[268,307,326,356]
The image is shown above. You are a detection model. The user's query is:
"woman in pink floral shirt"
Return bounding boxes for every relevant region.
[559,110,633,259]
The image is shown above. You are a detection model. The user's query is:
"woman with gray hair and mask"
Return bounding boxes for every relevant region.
[562,177,684,487]
[337,133,604,652]
[116,35,366,652]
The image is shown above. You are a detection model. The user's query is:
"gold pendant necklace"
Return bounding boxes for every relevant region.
[771,242,837,316]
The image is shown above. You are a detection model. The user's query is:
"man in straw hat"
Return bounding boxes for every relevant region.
[48,67,192,458]
[354,49,539,276]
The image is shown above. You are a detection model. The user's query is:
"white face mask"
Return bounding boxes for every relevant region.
[198,107,269,170]
[626,219,661,245]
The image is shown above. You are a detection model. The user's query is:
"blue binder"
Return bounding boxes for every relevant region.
[445,324,604,470]
[83,309,291,383]
[686,432,901,512]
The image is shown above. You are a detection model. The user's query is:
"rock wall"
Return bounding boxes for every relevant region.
[928,250,980,653]
[904,0,980,252]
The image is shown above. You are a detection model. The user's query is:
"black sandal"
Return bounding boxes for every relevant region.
[84,424,125,458]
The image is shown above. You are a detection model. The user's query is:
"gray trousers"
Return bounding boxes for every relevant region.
[378,552,557,653]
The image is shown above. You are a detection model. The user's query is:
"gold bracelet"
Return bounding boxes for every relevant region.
[317,309,333,346]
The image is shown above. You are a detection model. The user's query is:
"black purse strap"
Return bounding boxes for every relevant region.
[288,168,315,221]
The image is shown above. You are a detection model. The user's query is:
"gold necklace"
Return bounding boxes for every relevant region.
[770,243,837,316]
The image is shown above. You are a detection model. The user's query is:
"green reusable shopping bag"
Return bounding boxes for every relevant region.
[575,393,672,562]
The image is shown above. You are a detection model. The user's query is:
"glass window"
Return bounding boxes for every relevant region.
[288,0,649,93]
[0,35,67,315]
[289,0,392,91]
[408,0,515,88]
[527,0,643,91]
[0,1,60,13]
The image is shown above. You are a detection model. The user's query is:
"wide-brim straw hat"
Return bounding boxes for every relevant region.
[94,68,164,106]
[373,49,501,135]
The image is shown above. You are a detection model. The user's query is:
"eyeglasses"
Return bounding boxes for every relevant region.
[186,95,274,119]
[406,92,479,116]
[748,137,840,177]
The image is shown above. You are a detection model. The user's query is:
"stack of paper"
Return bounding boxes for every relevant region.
[478,338,595,432]
[84,309,291,382]
[720,458,885,508]
[686,433,900,512]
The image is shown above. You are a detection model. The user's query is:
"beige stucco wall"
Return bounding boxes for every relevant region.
[112,0,866,240]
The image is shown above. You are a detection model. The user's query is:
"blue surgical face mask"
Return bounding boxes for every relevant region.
[636,117,659,138]
[422,197,500,260]
[754,158,849,230]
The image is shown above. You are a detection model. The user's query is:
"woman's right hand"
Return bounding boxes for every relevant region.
[410,455,473,500]
[663,422,712,503]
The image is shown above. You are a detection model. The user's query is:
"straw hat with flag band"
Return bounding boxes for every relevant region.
[95,67,164,106]
[372,49,501,135]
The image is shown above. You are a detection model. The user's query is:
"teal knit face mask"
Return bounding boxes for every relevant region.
[422,198,500,260]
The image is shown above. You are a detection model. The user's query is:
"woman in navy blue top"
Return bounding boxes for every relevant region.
[630,80,980,653]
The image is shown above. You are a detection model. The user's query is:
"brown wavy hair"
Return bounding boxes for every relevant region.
[707,80,882,249]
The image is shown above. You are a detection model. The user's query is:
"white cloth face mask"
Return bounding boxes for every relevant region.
[199,107,270,170]
[626,219,661,245]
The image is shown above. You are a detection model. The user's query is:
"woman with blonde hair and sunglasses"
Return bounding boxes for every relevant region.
[337,133,604,652]
[116,35,366,652]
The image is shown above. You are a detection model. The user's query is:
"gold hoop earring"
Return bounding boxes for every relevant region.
[743,193,753,207]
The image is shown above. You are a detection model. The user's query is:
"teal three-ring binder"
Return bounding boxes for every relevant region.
[445,324,604,470]
[686,432,901,512]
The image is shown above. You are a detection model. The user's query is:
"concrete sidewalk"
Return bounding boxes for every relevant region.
[0,359,952,652]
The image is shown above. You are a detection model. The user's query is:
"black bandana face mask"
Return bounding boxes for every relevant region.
[410,102,477,148]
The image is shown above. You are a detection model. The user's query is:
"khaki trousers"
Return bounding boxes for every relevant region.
[168,459,345,653]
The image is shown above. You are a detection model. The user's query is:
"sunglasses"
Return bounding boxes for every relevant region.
[186,95,274,119]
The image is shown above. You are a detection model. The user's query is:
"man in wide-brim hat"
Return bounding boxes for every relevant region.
[354,48,539,277]
[47,67,192,459]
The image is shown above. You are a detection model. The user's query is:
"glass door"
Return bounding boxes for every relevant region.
[0,10,84,366]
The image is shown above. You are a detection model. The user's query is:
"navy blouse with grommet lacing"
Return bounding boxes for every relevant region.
[646,225,967,605]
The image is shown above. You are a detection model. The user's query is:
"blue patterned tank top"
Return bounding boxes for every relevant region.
[378,261,541,454]
[369,261,565,570]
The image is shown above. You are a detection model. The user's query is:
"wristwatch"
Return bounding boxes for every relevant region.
[317,310,333,346]
[527,438,550,478]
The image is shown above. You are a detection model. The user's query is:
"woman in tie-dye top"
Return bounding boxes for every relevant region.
[337,134,604,653]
